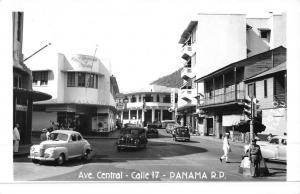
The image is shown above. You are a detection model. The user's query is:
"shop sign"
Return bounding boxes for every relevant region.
[16,104,27,111]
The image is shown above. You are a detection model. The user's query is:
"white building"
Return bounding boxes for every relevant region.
[177,12,286,134]
[117,85,178,126]
[29,53,119,135]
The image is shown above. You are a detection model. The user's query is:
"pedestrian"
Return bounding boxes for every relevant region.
[248,139,263,177]
[220,133,231,163]
[40,128,48,141]
[13,124,20,153]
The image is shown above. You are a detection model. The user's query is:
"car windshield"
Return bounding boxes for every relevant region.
[177,127,188,132]
[49,132,69,141]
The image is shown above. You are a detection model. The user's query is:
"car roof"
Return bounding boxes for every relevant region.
[51,130,81,135]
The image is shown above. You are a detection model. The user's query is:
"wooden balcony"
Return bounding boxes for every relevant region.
[200,90,245,107]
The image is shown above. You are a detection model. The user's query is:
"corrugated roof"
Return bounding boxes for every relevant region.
[245,62,286,82]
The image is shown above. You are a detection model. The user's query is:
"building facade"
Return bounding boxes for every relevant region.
[244,62,286,136]
[177,12,286,135]
[195,47,286,138]
[13,12,51,145]
[29,53,119,135]
[117,85,178,126]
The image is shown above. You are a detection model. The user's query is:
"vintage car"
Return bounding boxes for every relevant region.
[257,135,287,162]
[172,127,190,142]
[116,127,148,150]
[161,120,176,129]
[146,126,159,138]
[28,130,92,165]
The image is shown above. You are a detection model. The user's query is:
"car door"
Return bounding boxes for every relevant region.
[278,138,287,161]
[68,134,81,157]
[76,134,86,155]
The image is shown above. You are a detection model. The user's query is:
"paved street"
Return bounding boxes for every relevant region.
[14,129,286,181]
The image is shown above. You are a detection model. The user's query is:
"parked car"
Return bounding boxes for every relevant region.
[150,121,162,129]
[172,127,190,142]
[28,130,92,165]
[116,127,148,150]
[161,120,176,129]
[146,126,159,138]
[166,123,180,134]
[256,135,286,162]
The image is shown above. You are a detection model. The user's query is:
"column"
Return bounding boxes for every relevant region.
[121,111,123,122]
[142,110,145,126]
[203,117,207,136]
[151,108,155,122]
[234,67,237,100]
[136,109,139,120]
[128,110,131,122]
[160,109,163,121]
[223,74,226,102]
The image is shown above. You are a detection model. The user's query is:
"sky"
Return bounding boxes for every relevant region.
[11,0,288,93]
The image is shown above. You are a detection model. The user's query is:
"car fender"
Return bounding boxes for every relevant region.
[47,147,69,160]
[83,143,92,155]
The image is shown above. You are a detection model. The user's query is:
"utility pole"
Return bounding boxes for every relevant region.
[250,96,255,142]
[24,43,51,62]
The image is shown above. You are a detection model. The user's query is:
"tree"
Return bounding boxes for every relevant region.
[234,119,266,134]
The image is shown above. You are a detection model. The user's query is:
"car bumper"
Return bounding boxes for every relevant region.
[175,137,190,140]
[28,155,56,161]
[117,144,141,148]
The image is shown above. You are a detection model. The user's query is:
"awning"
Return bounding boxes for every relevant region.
[222,115,243,126]
[61,69,104,76]
[13,87,52,102]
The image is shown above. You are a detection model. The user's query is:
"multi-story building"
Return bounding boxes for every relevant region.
[29,53,119,135]
[178,13,248,131]
[177,12,286,135]
[13,12,51,145]
[194,46,286,138]
[117,85,178,126]
[244,61,286,136]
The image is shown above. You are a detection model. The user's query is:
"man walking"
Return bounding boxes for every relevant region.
[13,124,20,153]
[220,133,231,163]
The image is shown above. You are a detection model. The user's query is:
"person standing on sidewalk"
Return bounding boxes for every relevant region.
[220,133,231,163]
[248,139,263,177]
[13,124,20,153]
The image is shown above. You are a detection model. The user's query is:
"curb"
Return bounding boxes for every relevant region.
[84,137,119,140]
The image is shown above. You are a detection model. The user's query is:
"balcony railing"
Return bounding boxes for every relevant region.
[181,67,193,80]
[200,90,245,106]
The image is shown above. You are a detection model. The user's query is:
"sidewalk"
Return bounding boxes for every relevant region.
[13,144,31,157]
[192,135,247,148]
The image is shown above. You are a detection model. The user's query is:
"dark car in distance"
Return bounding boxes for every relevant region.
[146,126,159,138]
[116,127,148,150]
[173,127,190,142]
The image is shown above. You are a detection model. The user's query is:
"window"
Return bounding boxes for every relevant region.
[78,73,86,87]
[71,134,77,141]
[40,71,48,85]
[17,12,22,42]
[32,71,48,86]
[77,134,82,141]
[87,74,94,88]
[264,80,268,98]
[270,138,279,145]
[67,72,76,87]
[95,75,98,88]
[157,95,160,102]
[260,30,271,42]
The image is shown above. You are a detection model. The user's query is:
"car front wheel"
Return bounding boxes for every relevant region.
[56,154,65,166]
[83,149,92,162]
